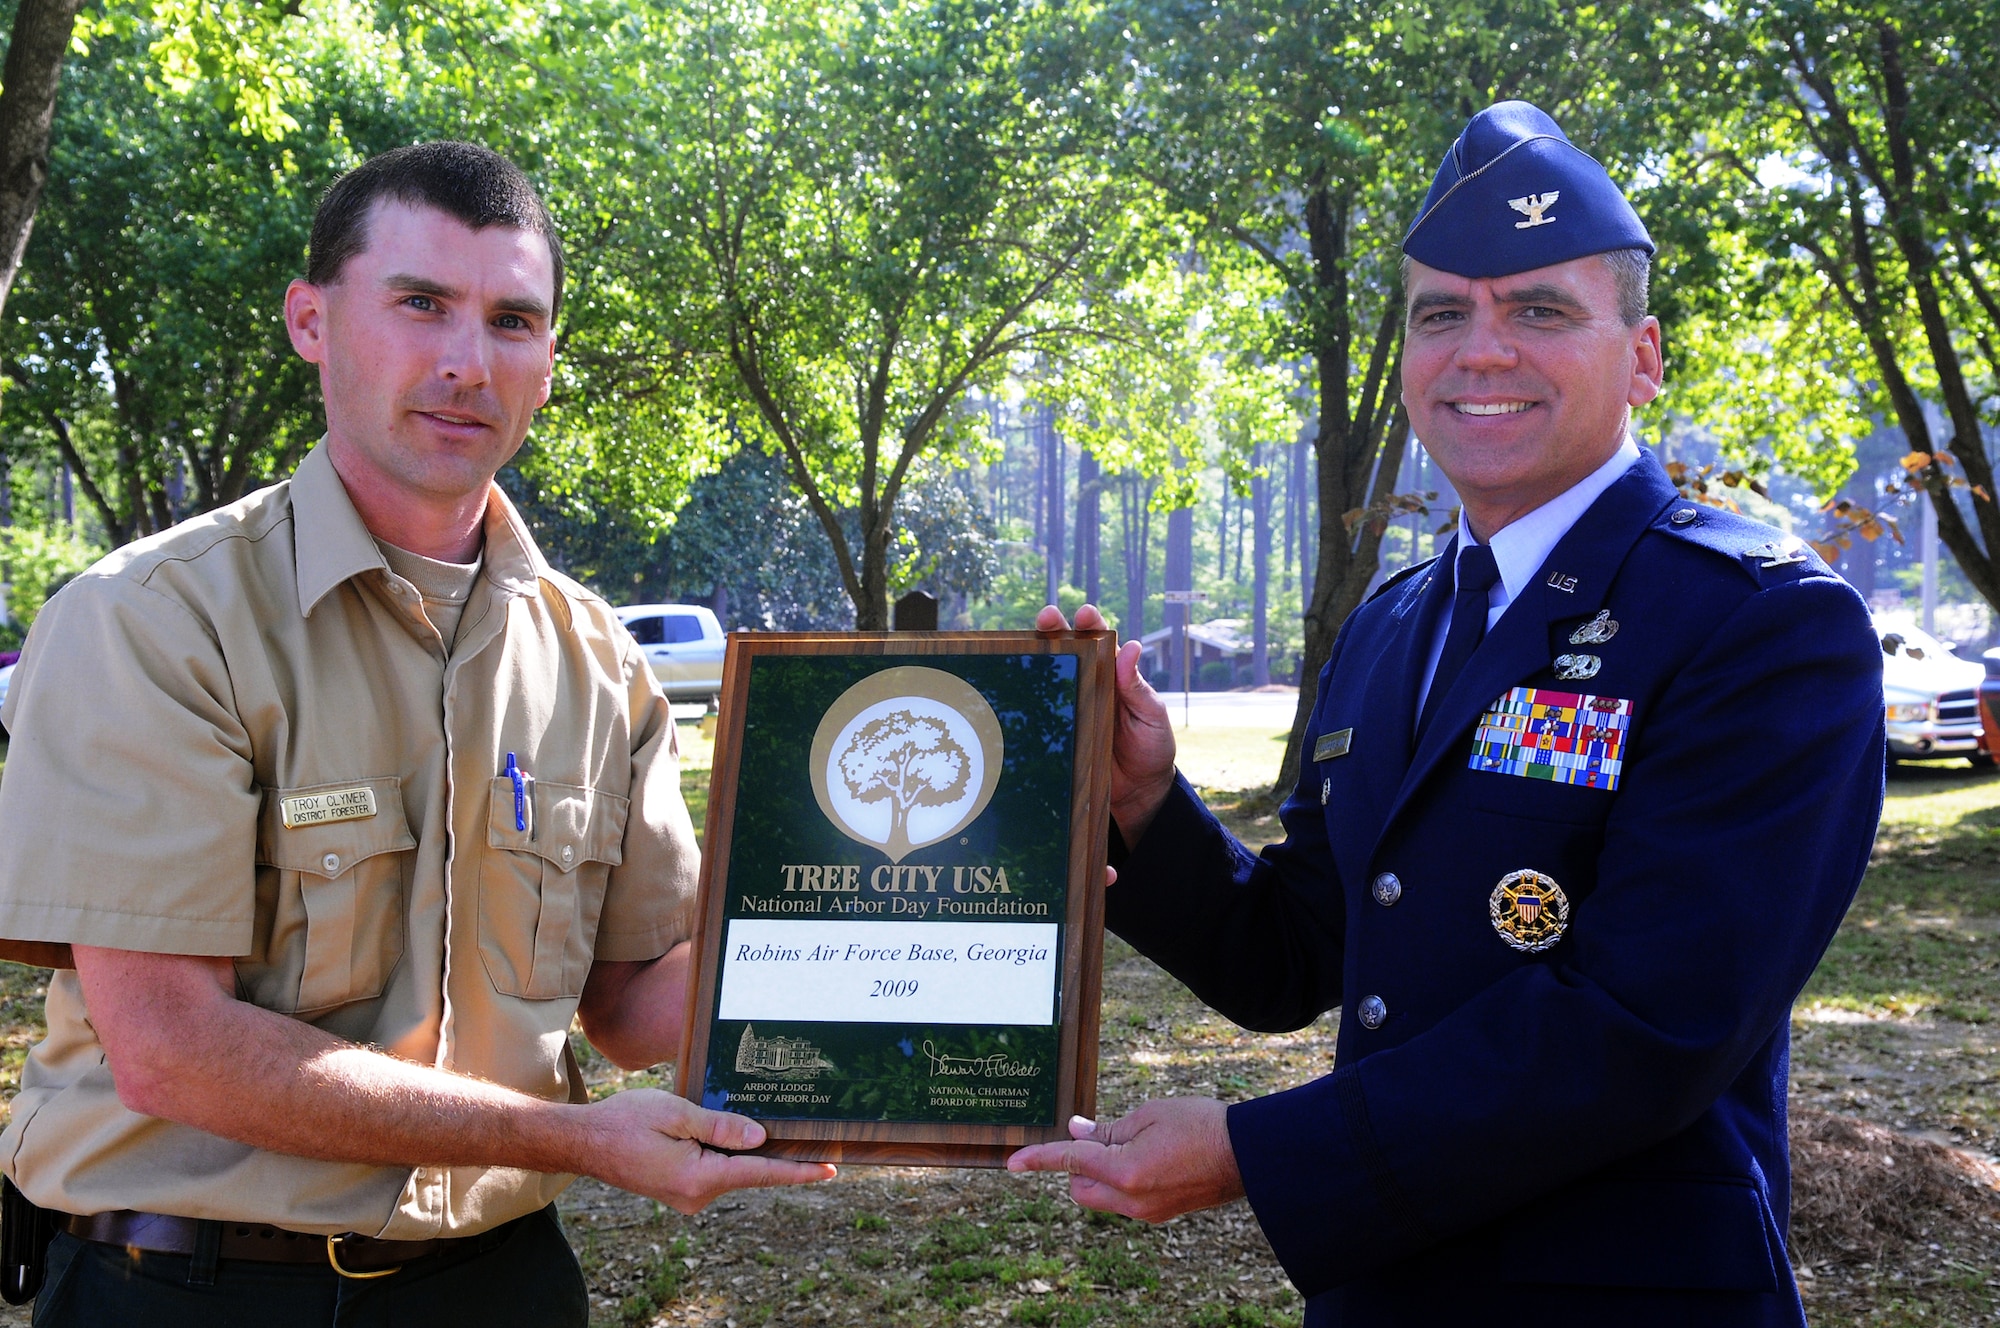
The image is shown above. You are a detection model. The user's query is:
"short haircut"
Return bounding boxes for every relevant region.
[307,141,565,317]
[1399,248,1651,326]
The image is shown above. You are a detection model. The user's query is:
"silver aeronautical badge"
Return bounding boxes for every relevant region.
[1568,610,1618,646]
[1553,653,1602,682]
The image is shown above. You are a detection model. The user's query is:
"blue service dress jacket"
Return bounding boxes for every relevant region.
[1107,452,1885,1327]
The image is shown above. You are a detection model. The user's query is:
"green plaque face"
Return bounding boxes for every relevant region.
[677,633,1114,1167]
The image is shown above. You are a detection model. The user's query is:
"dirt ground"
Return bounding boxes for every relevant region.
[0,742,1995,1326]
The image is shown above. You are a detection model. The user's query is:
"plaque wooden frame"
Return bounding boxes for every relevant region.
[674,630,1115,1168]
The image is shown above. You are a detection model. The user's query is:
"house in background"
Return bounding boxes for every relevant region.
[1138,619,1256,691]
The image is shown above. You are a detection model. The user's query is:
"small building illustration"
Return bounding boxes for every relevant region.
[736,1024,836,1076]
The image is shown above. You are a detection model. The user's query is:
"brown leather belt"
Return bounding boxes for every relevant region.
[63,1210,472,1278]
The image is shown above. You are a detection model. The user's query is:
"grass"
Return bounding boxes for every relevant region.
[1801,763,2000,1025]
[2,716,1997,1328]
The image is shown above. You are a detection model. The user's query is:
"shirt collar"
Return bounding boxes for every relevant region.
[290,440,548,616]
[1456,435,1642,609]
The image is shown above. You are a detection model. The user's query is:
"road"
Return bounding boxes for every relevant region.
[1154,688,1300,729]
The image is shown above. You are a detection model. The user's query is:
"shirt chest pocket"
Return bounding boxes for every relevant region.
[252,778,416,1014]
[479,778,629,1000]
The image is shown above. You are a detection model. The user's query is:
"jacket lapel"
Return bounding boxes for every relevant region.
[1382,453,1681,831]
[1341,550,1447,843]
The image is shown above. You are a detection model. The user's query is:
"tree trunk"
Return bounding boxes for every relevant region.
[1295,426,1316,616]
[1074,448,1100,606]
[858,517,892,630]
[1252,444,1270,686]
[1120,474,1152,644]
[0,0,86,330]
[1043,407,1064,605]
[1164,503,1193,693]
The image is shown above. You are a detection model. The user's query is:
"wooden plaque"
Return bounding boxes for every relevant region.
[675,630,1114,1167]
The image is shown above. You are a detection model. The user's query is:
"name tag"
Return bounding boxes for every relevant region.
[281,786,378,829]
[1313,729,1353,762]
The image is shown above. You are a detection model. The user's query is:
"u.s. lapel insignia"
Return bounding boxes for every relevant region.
[1553,653,1601,681]
[1490,869,1570,952]
[1321,778,1331,806]
[1746,537,1807,569]
[1545,571,1579,593]
[1568,610,1618,646]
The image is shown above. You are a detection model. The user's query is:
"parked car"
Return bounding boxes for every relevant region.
[1876,618,1986,763]
[614,604,725,703]
[1979,646,2000,767]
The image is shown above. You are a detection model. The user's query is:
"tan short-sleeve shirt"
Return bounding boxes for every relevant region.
[0,443,698,1238]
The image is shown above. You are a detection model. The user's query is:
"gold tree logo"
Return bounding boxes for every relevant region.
[811,667,1003,861]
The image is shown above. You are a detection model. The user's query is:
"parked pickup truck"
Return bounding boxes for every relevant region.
[1877,618,1987,764]
[614,603,725,704]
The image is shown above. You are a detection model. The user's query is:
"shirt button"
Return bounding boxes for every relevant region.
[1371,872,1402,907]
[322,852,341,874]
[1358,995,1388,1030]
[561,845,574,865]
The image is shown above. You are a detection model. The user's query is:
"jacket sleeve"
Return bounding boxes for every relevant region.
[1223,573,1885,1295]
[1104,637,1351,1034]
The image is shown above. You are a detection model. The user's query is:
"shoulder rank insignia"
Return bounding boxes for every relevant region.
[1553,653,1601,681]
[1745,537,1808,569]
[1568,610,1618,646]
[1470,686,1632,790]
[1490,869,1569,952]
[1509,191,1559,229]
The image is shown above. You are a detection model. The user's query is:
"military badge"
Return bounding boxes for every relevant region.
[1490,869,1570,952]
[1314,728,1353,762]
[1568,610,1618,646]
[1470,686,1633,790]
[1553,653,1601,681]
[1746,538,1807,569]
[1509,191,1560,229]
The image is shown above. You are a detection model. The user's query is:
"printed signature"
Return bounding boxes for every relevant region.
[921,1040,1043,1079]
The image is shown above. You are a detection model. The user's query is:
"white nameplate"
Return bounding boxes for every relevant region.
[716,919,1059,1026]
[280,786,378,829]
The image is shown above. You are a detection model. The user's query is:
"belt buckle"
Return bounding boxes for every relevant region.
[325,1234,402,1280]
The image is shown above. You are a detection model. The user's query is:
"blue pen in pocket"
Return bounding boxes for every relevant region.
[505,752,526,832]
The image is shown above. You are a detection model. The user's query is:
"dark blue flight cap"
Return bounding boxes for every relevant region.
[1402,100,1654,278]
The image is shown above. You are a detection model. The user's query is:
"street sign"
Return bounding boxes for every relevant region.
[1161,592,1207,725]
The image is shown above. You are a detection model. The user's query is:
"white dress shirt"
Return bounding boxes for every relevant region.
[1415,436,1642,714]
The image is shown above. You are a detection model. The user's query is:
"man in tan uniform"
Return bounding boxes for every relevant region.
[0,142,831,1324]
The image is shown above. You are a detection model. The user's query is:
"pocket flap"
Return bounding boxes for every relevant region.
[487,777,628,869]
[257,778,415,877]
[1499,1174,1780,1291]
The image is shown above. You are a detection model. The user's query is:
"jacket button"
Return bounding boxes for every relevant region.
[1670,507,1699,526]
[321,853,341,875]
[1371,872,1402,906]
[561,844,575,865]
[1358,995,1387,1029]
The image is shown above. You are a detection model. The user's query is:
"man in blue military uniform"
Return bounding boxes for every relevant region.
[1013,101,1885,1326]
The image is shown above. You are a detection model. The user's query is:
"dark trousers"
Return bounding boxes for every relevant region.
[32,1205,588,1328]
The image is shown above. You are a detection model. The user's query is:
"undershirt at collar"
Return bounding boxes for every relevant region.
[1416,436,1642,713]
[375,539,485,653]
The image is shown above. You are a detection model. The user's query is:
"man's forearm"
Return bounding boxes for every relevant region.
[76,946,593,1176]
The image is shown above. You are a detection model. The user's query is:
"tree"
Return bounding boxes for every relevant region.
[1653,1,2000,603]
[3,7,432,540]
[0,0,89,326]
[837,710,971,861]
[599,0,1140,629]
[0,0,311,335]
